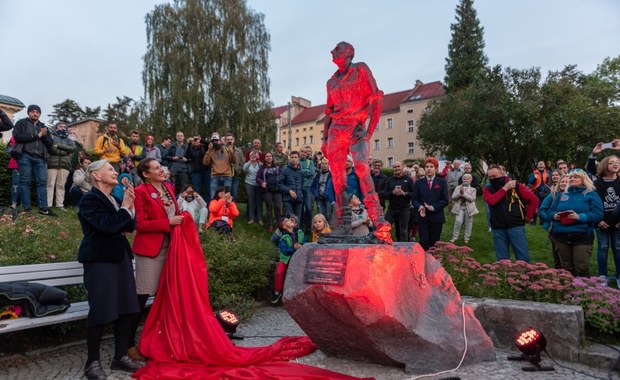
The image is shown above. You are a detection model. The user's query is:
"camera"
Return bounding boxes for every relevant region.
[212,141,221,150]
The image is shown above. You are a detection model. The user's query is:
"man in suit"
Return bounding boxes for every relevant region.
[382,161,414,242]
[413,157,449,250]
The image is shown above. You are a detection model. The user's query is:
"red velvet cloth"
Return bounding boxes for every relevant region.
[133,212,372,380]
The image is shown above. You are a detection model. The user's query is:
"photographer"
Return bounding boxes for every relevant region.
[177,184,209,232]
[203,132,236,199]
[185,135,210,201]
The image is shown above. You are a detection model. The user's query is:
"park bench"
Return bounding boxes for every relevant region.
[0,261,152,334]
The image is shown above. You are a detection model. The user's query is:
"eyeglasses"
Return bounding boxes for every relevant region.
[608,161,620,165]
[568,168,584,174]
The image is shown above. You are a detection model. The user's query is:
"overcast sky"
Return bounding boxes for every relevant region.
[1,0,618,124]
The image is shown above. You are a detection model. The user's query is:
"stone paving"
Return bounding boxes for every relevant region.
[1,306,618,380]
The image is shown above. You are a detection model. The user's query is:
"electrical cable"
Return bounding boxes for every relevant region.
[586,338,620,380]
[543,349,611,380]
[405,301,468,380]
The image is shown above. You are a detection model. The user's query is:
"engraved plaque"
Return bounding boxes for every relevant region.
[304,249,348,285]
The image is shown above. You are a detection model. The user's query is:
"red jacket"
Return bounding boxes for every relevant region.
[207,198,240,228]
[133,182,179,257]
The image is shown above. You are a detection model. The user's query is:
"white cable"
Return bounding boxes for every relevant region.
[406,300,469,380]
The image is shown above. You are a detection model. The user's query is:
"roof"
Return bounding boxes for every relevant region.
[66,118,106,127]
[0,94,25,108]
[272,105,288,119]
[403,81,445,103]
[291,104,326,126]
[382,90,414,114]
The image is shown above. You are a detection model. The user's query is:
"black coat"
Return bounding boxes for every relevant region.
[0,282,70,317]
[77,187,135,263]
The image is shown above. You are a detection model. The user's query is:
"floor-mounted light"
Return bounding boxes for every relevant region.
[216,309,243,340]
[508,327,554,371]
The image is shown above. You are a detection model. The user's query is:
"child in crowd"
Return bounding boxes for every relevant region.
[311,213,331,242]
[349,195,372,236]
[206,186,239,239]
[112,173,133,203]
[177,184,209,232]
[449,173,478,244]
[272,215,306,304]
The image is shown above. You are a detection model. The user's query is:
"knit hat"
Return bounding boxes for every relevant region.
[210,132,220,141]
[27,105,41,113]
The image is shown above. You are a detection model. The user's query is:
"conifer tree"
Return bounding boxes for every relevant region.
[444,0,488,93]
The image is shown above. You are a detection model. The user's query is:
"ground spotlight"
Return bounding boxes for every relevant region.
[508,327,554,371]
[216,309,243,340]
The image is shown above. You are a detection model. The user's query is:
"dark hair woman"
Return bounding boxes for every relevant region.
[128,158,183,361]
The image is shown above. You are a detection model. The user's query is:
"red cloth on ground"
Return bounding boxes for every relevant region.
[133,212,371,380]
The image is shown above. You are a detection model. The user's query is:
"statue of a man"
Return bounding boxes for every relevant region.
[322,42,392,244]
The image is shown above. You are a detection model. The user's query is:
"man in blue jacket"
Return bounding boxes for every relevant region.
[311,158,335,221]
[278,151,304,223]
[300,146,316,235]
[413,157,449,250]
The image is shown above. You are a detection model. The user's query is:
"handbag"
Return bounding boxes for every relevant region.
[9,143,23,159]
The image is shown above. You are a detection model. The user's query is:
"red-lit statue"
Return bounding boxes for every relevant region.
[321,42,392,244]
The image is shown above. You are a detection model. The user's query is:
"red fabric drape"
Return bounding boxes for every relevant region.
[133,212,372,380]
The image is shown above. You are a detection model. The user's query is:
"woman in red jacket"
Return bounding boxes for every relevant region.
[128,158,184,361]
[207,186,239,238]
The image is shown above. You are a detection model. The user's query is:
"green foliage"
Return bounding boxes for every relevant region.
[444,0,488,93]
[48,99,101,125]
[102,96,148,135]
[202,229,274,315]
[419,62,620,181]
[143,0,273,146]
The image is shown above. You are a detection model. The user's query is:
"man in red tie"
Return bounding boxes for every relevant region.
[413,157,449,250]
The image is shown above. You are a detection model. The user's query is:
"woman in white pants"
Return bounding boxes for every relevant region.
[450,174,479,244]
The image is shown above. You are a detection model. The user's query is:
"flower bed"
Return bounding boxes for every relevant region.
[430,241,620,335]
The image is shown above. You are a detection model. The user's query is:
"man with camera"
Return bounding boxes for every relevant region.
[185,135,210,201]
[203,132,237,199]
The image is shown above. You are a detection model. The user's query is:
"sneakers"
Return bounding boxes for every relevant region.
[271,292,282,304]
[248,220,255,225]
[84,360,107,379]
[599,275,609,287]
[449,239,456,243]
[110,355,144,372]
[9,207,17,221]
[258,220,264,226]
[38,208,57,217]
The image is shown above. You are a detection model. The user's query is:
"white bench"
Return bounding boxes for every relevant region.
[0,261,152,334]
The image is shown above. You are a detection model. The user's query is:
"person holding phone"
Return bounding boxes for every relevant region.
[548,169,603,277]
[382,161,414,242]
[206,186,239,238]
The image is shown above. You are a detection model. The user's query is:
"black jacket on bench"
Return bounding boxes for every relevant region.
[0,281,70,317]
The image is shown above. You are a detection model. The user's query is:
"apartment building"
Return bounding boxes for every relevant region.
[275,80,445,166]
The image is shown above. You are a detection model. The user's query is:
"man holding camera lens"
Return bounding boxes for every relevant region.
[203,132,236,199]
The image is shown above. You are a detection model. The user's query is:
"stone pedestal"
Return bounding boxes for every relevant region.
[283,243,496,374]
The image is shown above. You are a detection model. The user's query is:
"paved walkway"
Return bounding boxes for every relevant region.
[1,306,617,379]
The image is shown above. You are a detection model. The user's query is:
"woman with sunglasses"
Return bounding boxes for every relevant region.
[548,169,603,277]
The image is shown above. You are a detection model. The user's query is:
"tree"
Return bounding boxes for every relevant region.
[142,0,273,147]
[444,0,488,94]
[419,61,620,181]
[48,99,101,125]
[103,96,136,133]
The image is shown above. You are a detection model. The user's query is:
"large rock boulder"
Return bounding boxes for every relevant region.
[283,243,496,374]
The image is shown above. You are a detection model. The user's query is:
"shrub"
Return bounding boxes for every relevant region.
[430,241,619,335]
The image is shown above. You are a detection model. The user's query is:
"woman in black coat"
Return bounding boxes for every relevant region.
[77,160,143,379]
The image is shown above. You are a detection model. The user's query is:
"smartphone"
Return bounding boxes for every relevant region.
[602,142,613,150]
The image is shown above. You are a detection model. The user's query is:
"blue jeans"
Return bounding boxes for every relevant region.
[492,226,530,262]
[245,183,263,222]
[231,175,240,201]
[283,200,303,224]
[301,187,313,233]
[191,171,211,202]
[316,198,333,222]
[18,153,48,210]
[596,227,620,279]
[210,176,232,199]
[11,169,20,206]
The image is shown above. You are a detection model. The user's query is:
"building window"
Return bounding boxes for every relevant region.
[303,136,307,145]
[407,120,415,133]
[283,131,286,135]
[387,137,394,148]
[296,138,299,146]
[310,127,313,130]
[408,142,415,155]
[310,135,314,144]
[407,109,413,114]
[374,139,380,150]
[387,157,394,167]
[387,118,393,129]
[283,140,287,148]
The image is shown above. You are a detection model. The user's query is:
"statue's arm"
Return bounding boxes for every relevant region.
[361,63,383,139]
